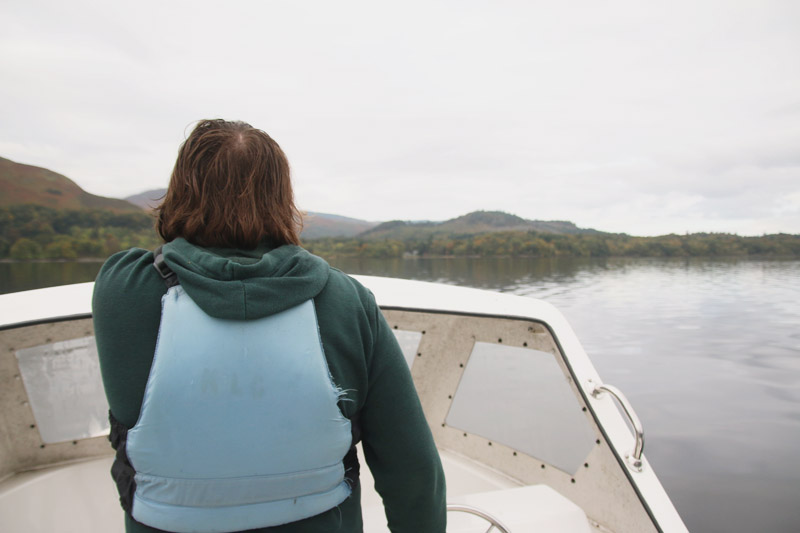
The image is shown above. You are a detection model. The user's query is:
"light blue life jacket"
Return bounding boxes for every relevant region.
[123,284,353,533]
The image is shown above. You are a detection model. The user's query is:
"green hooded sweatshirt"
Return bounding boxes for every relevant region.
[93,238,446,533]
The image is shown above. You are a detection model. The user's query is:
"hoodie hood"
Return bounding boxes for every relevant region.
[161,238,330,321]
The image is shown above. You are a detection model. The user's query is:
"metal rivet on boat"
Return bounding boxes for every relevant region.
[582,407,587,412]
[596,439,601,445]
[421,330,426,334]
[39,444,45,449]
[463,433,467,437]
[571,478,576,484]
[488,442,492,446]
[417,352,422,357]
[459,363,464,368]
[30,424,35,429]
[441,423,445,427]
[72,441,78,445]
[541,464,546,469]
[448,395,452,399]
[513,452,517,456]
[584,463,589,468]
[498,338,502,343]
[523,342,528,347]
[393,325,398,329]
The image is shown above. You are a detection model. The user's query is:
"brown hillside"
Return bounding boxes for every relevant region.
[0,156,140,212]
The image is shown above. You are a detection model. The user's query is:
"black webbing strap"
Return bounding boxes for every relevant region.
[153,245,180,288]
[343,412,361,489]
[108,410,136,514]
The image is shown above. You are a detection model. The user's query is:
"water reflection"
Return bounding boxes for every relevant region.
[329,255,608,292]
[0,261,103,294]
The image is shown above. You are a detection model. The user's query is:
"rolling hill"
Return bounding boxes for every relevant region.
[0,156,140,212]
[358,210,602,240]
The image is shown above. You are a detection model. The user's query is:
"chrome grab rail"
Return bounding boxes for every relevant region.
[447,504,512,533]
[591,382,645,472]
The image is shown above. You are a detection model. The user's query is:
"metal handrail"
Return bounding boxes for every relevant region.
[447,504,512,533]
[591,382,645,472]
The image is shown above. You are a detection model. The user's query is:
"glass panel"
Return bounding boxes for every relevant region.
[392,330,422,369]
[15,336,109,443]
[446,342,595,474]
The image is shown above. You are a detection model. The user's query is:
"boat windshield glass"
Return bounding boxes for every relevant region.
[16,336,109,444]
[392,330,422,369]
[446,341,596,474]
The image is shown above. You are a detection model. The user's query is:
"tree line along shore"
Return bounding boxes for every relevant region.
[2,205,799,261]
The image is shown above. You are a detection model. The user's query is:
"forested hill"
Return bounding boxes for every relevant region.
[0,157,140,212]
[359,210,599,240]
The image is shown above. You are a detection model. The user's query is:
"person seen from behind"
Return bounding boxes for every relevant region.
[92,119,447,533]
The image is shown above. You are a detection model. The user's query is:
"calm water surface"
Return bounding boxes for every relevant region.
[0,261,103,294]
[331,256,800,533]
[3,257,799,533]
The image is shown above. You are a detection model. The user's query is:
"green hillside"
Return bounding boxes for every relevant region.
[0,156,140,212]
[0,204,160,260]
[358,210,598,240]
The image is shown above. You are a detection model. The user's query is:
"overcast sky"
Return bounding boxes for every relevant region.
[1,1,798,235]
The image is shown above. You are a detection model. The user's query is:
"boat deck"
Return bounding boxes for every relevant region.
[0,446,592,532]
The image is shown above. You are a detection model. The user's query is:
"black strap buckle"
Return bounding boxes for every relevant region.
[153,245,180,288]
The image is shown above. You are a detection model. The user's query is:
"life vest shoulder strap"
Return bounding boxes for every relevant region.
[152,245,179,288]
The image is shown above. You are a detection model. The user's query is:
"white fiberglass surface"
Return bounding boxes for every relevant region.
[0,457,121,533]
[0,282,93,328]
[1,448,584,533]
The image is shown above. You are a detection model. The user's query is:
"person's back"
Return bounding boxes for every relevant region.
[93,119,446,533]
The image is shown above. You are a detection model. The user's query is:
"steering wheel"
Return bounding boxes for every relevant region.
[446,504,511,533]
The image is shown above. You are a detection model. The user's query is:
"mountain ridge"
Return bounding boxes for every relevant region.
[1,157,604,239]
[0,156,141,212]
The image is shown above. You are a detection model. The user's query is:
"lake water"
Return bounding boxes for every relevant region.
[2,256,799,533]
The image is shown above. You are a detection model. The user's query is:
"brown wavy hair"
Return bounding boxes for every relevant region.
[157,119,302,248]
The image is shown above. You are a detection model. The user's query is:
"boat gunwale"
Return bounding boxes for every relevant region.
[380,304,664,533]
[0,277,688,532]
[0,314,92,333]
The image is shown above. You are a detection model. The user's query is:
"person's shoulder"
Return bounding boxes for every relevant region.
[93,248,164,308]
[95,248,152,288]
[324,267,375,303]
[313,266,380,325]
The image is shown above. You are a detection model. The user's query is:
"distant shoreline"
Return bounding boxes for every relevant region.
[0,258,106,264]
[3,253,800,264]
